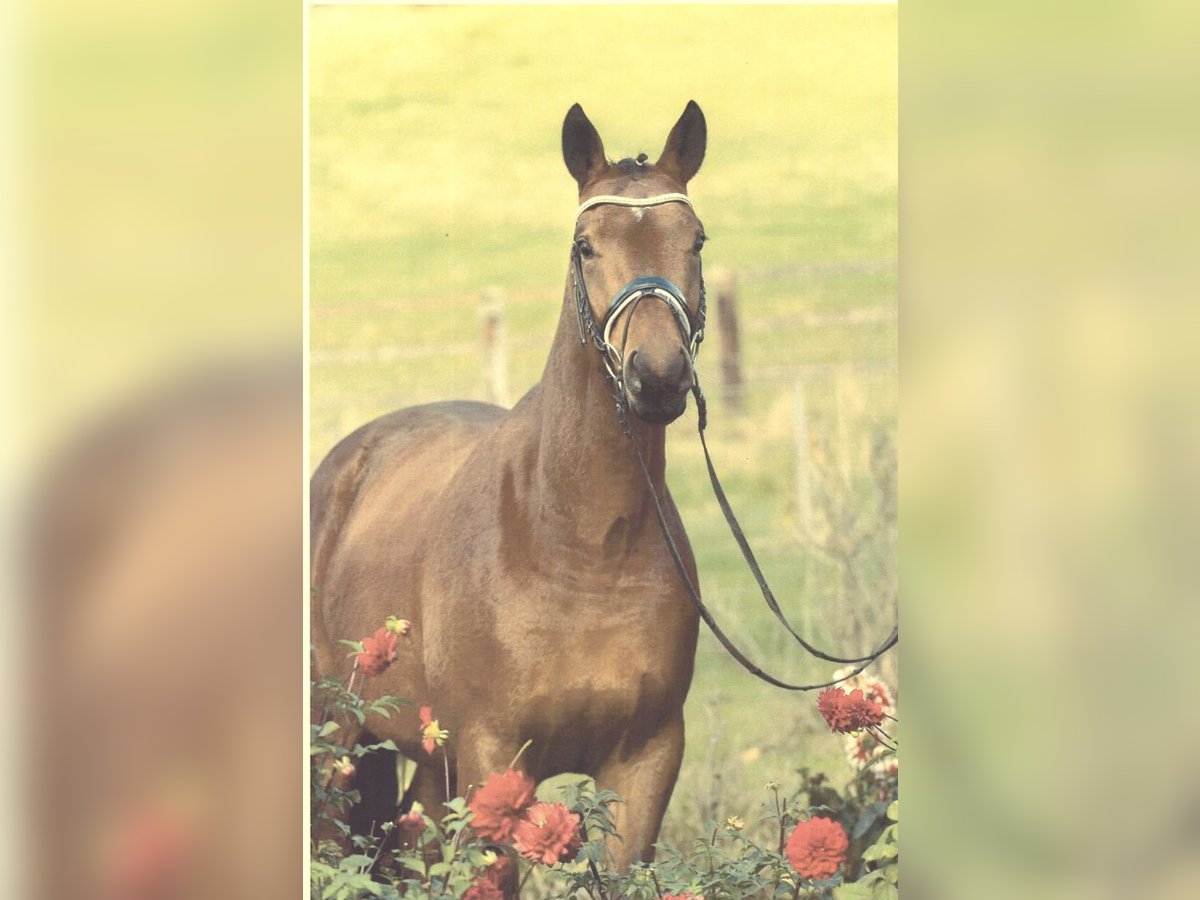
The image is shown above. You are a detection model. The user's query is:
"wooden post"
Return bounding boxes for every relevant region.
[480,287,510,407]
[708,265,742,411]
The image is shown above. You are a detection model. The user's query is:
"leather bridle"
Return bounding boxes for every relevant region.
[568,190,898,692]
[570,193,706,393]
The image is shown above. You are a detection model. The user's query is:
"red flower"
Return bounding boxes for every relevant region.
[468,769,537,842]
[818,687,884,733]
[394,801,425,837]
[462,881,503,900]
[513,802,582,866]
[785,816,849,880]
[843,689,885,729]
[418,706,449,755]
[356,627,398,676]
[663,895,705,900]
[463,856,514,900]
[818,688,854,732]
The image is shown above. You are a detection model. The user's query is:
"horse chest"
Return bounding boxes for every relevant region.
[491,580,694,730]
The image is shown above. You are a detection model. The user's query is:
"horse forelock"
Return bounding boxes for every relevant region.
[612,156,651,178]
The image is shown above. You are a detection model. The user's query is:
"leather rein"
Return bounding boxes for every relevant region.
[571,193,898,692]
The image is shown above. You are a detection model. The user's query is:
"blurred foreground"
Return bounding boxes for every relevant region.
[27,359,301,899]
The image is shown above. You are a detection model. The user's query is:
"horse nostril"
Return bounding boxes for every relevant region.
[627,351,692,399]
[625,351,642,392]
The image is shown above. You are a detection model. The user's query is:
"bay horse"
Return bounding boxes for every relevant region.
[311,101,709,868]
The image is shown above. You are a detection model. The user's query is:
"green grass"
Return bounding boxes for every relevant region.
[311,4,897,844]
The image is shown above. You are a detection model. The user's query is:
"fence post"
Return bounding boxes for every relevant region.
[480,286,510,407]
[708,265,743,411]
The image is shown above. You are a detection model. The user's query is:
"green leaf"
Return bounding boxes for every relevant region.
[318,721,341,738]
[886,800,899,821]
[834,883,876,900]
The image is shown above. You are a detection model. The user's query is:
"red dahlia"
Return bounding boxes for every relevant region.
[818,687,884,733]
[512,801,582,866]
[843,688,885,729]
[468,769,537,842]
[463,856,514,900]
[356,627,398,676]
[785,816,849,880]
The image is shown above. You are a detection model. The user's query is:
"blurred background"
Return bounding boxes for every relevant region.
[309,2,898,851]
[12,0,301,897]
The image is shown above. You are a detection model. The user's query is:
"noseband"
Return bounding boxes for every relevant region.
[570,193,706,391]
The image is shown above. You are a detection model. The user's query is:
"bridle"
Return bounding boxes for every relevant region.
[567,189,898,692]
[570,192,706,393]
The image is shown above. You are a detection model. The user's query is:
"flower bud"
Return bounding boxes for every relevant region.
[337,756,356,778]
[385,616,412,636]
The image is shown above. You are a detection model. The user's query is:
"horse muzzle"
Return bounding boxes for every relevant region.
[624,349,693,424]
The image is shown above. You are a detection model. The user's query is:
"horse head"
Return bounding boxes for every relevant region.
[562,101,708,425]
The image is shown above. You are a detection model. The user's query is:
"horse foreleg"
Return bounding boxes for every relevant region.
[594,714,686,871]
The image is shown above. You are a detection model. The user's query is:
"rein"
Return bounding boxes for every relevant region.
[572,192,898,691]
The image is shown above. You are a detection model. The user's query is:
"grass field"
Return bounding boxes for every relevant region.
[310,4,896,846]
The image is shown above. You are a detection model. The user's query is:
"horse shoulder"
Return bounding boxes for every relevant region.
[310,401,507,666]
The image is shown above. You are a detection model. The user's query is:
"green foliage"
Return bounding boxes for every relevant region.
[311,646,898,898]
[834,801,899,900]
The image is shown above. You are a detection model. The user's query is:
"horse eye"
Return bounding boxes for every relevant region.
[692,234,707,255]
[575,237,595,259]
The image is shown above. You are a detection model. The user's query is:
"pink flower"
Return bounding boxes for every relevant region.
[355,627,398,676]
[662,894,705,900]
[513,801,582,866]
[468,769,537,842]
[785,816,849,880]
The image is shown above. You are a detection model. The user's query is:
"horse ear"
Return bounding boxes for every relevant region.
[562,104,607,189]
[656,100,707,185]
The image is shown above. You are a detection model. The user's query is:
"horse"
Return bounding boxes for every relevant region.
[311,101,710,869]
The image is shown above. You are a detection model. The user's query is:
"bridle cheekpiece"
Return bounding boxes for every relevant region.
[570,193,706,392]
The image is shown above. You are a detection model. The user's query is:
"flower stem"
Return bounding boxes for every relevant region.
[868,726,898,752]
[650,869,666,899]
[586,858,609,900]
[773,784,785,855]
[363,821,393,876]
[442,748,451,803]
[516,860,534,897]
[508,738,533,770]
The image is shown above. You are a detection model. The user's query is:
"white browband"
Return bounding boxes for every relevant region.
[575,192,693,220]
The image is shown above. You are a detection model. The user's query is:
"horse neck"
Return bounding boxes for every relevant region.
[525,282,668,547]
